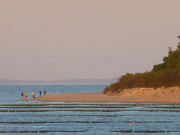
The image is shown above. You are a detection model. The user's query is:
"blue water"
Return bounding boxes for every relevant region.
[0,85,180,134]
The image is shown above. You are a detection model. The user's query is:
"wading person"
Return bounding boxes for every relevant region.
[21,92,24,100]
[25,92,28,100]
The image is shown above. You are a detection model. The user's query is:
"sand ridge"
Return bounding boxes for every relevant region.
[32,87,180,103]
[107,86,180,98]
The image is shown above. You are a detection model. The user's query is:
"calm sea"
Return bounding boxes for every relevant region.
[0,85,180,134]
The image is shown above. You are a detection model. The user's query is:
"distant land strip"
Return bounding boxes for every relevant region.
[0,78,117,85]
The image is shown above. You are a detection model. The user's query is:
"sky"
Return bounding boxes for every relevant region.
[0,0,180,81]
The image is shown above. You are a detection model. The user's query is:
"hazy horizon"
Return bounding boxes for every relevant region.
[0,0,180,81]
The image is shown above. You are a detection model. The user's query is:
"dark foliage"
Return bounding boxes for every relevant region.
[104,36,180,93]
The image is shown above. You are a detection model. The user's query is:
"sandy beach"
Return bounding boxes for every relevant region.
[33,91,180,104]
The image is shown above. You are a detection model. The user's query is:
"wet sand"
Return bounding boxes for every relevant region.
[31,92,180,103]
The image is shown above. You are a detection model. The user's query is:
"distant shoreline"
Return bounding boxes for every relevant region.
[0,78,116,85]
[0,83,109,85]
[25,92,180,104]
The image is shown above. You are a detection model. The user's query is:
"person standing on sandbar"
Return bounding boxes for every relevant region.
[39,91,41,97]
[32,92,35,98]
[25,92,28,100]
[44,90,46,96]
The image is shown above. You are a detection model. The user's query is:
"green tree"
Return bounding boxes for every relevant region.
[104,36,180,94]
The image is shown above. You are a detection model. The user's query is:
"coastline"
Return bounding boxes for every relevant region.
[28,92,180,104]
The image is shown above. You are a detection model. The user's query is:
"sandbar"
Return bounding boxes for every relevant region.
[32,92,180,103]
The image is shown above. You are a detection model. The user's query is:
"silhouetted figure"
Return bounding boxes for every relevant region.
[44,90,46,96]
[39,91,41,97]
[21,92,24,100]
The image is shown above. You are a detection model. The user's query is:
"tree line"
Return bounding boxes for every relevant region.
[104,36,180,93]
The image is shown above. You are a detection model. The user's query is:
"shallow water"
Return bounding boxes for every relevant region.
[0,85,180,134]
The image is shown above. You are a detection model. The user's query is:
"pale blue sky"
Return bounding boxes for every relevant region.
[0,0,180,80]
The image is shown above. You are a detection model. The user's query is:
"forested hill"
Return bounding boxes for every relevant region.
[104,36,180,94]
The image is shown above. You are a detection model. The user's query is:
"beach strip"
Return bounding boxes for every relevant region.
[33,93,180,103]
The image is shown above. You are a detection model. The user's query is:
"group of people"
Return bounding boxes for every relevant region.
[21,90,46,100]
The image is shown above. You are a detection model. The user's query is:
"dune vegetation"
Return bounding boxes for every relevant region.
[104,36,180,94]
